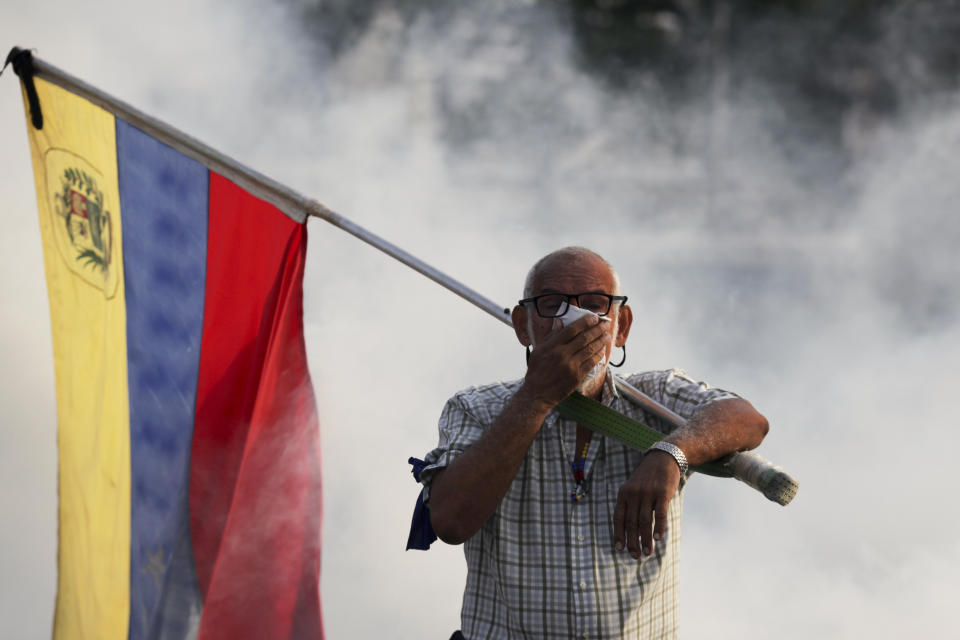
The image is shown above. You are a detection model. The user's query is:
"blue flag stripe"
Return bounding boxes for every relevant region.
[117,120,208,640]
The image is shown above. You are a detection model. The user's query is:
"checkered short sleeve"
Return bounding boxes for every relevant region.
[418,380,521,503]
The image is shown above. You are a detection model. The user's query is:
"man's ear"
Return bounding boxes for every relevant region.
[614,304,633,347]
[511,305,532,347]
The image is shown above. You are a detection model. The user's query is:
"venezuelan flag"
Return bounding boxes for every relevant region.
[21,75,323,639]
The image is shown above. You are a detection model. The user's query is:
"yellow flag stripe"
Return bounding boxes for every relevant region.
[24,77,130,640]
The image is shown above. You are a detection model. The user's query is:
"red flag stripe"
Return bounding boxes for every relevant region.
[190,172,323,639]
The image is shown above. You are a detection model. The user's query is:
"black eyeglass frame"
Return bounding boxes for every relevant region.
[518,292,628,318]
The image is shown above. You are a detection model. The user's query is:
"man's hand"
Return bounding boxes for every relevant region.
[613,450,682,558]
[612,398,770,557]
[521,315,610,408]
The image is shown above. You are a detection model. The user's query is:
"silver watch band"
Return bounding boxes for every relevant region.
[649,441,688,475]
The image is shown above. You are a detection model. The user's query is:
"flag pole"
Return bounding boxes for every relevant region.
[303,201,513,323]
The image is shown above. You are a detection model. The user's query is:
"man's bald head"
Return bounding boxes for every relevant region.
[513,246,632,398]
[522,247,621,298]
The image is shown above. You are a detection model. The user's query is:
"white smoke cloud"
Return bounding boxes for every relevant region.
[2,1,959,638]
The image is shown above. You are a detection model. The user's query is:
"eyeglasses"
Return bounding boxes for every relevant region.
[518,292,628,318]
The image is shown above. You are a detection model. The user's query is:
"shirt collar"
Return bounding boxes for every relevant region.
[600,367,619,406]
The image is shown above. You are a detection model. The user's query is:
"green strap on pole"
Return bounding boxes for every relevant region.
[555,392,733,478]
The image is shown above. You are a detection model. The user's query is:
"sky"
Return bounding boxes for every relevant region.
[2,1,959,638]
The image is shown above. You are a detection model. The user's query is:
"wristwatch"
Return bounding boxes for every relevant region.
[649,441,688,475]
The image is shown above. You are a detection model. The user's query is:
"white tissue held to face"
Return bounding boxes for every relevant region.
[557,305,611,384]
[527,304,613,388]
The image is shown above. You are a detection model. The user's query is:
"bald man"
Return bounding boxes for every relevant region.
[417,247,768,640]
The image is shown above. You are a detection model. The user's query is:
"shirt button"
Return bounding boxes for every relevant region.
[577,534,584,542]
[578,581,587,589]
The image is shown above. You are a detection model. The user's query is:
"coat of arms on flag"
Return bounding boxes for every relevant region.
[45,150,117,295]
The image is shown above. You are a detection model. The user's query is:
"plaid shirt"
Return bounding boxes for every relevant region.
[420,369,737,640]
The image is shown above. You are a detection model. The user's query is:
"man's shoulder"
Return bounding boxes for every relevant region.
[448,378,523,409]
[441,379,524,424]
[620,367,739,415]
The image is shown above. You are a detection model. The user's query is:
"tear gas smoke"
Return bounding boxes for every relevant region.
[1,2,958,638]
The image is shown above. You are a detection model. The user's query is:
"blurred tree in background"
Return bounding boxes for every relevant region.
[288,0,960,194]
[292,0,960,131]
[286,0,960,332]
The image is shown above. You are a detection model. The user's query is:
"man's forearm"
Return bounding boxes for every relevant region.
[428,386,553,545]
[661,398,769,466]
